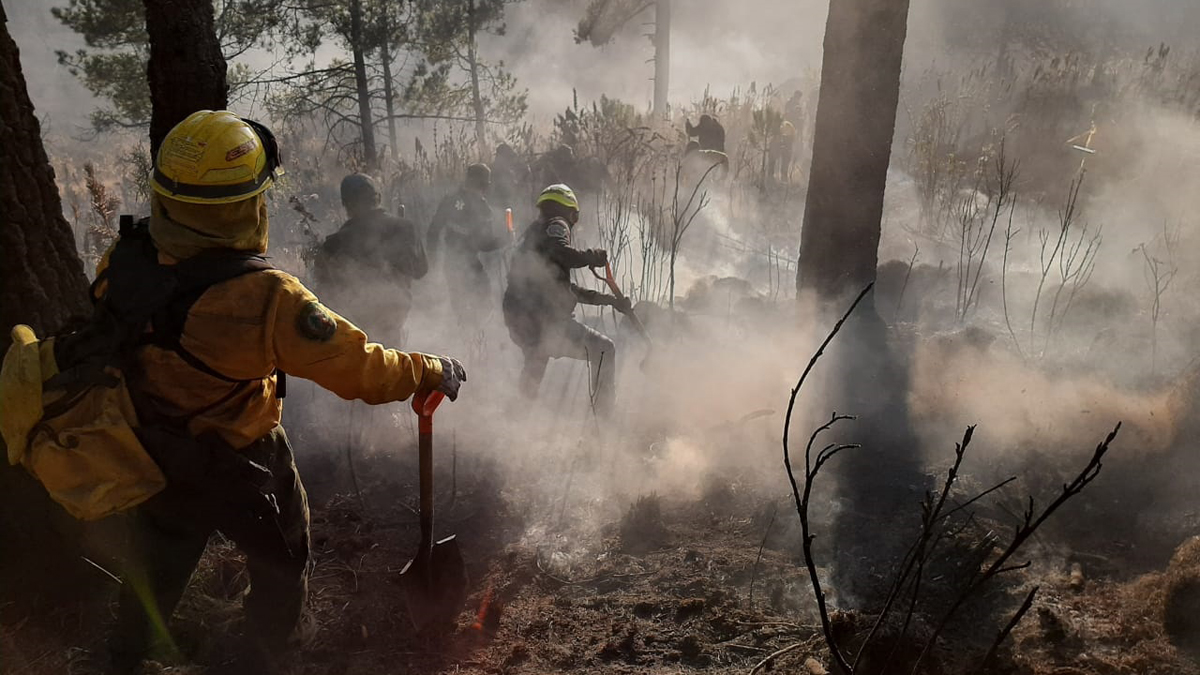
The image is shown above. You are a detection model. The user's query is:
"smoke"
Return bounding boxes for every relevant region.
[6,0,98,136]
[483,0,828,118]
[10,0,1200,576]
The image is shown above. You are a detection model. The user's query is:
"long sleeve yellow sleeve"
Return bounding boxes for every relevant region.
[268,274,443,404]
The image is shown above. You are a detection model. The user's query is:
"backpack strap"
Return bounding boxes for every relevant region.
[99,220,282,389]
[145,249,275,383]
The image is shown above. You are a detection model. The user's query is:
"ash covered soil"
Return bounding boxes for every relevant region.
[4,433,1200,675]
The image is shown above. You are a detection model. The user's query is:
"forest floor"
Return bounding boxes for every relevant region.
[3,435,1198,675]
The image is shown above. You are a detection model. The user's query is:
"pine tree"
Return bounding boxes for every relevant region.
[0,0,93,604]
[144,0,228,155]
[408,0,527,156]
[52,0,283,130]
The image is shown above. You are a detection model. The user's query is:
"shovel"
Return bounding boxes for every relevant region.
[591,261,651,342]
[400,391,467,633]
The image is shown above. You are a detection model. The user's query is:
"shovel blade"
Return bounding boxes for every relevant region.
[400,534,468,633]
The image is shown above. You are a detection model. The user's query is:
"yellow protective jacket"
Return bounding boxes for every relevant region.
[96,252,444,450]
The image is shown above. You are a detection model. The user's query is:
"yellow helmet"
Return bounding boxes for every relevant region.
[536,183,579,211]
[150,110,283,205]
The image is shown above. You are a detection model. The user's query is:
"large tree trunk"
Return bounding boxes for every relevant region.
[349,0,378,171]
[796,0,910,300]
[0,10,90,344]
[795,0,923,607]
[0,0,94,610]
[653,0,670,118]
[144,0,228,157]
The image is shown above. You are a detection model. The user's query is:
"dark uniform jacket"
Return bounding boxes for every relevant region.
[315,208,427,292]
[427,188,504,258]
[503,216,606,340]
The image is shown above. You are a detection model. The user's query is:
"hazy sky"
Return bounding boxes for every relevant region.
[9,0,94,135]
[8,0,1200,141]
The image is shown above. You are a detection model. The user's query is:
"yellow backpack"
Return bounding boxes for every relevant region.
[0,218,273,520]
[1,325,163,520]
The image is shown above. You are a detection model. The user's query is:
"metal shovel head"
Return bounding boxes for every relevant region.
[400,534,468,633]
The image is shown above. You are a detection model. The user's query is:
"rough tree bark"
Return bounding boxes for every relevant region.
[0,0,93,606]
[0,7,90,349]
[144,0,228,156]
[349,0,378,171]
[795,0,922,606]
[796,0,911,300]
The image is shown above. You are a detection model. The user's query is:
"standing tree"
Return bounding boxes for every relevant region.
[575,0,671,117]
[797,0,911,300]
[1,6,90,344]
[409,0,527,156]
[794,0,922,605]
[0,0,93,603]
[264,0,439,168]
[652,0,669,118]
[54,0,282,132]
[348,0,378,169]
[143,0,228,154]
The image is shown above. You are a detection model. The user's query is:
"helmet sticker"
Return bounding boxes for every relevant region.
[226,140,256,162]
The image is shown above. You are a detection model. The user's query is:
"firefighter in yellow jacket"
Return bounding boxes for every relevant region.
[106,110,467,674]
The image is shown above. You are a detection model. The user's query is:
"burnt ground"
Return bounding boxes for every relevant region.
[3,438,1200,675]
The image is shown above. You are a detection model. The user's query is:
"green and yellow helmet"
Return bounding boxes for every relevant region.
[536,183,579,212]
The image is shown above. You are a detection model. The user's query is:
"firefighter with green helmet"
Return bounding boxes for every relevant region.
[503,184,629,415]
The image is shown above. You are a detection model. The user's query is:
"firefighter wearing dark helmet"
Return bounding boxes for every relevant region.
[503,184,628,416]
[313,172,428,341]
[109,110,466,674]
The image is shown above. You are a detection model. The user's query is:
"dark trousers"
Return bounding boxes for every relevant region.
[508,313,617,415]
[112,426,310,665]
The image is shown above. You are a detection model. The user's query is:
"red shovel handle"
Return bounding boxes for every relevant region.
[412,391,446,433]
[590,261,621,296]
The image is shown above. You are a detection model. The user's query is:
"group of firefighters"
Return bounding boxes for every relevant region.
[86,110,628,673]
[314,158,626,416]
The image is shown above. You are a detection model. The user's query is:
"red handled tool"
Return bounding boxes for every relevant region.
[591,261,650,341]
[400,391,467,632]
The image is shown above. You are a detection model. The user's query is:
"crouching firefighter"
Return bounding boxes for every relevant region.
[1,111,467,674]
[502,184,628,416]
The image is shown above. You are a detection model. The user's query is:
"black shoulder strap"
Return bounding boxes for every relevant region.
[147,249,275,383]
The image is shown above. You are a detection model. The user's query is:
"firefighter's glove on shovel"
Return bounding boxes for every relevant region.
[435,356,467,401]
[584,248,609,268]
[605,294,633,314]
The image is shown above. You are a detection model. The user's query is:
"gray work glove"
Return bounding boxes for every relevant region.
[436,356,467,401]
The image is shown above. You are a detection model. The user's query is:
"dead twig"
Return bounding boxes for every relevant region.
[749,641,810,675]
[910,423,1121,673]
[894,243,919,321]
[973,586,1038,673]
[784,282,873,675]
[734,620,808,631]
[854,426,976,671]
[748,502,778,609]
